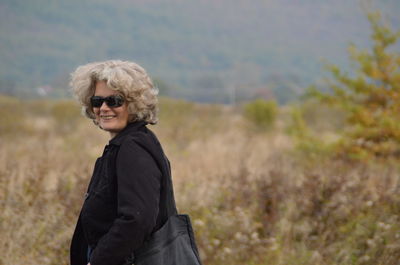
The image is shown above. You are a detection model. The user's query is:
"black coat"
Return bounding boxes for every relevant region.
[70,121,177,265]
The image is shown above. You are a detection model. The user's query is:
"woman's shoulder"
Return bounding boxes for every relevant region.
[116,127,167,174]
[121,126,156,146]
[109,121,151,146]
[118,126,163,156]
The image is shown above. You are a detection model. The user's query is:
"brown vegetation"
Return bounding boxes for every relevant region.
[0,96,399,265]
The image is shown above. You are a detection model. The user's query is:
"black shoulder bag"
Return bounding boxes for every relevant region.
[132,134,203,265]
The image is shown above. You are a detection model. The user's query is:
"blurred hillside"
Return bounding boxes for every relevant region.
[0,0,399,102]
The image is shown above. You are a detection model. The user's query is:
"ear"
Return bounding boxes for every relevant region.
[127,113,137,123]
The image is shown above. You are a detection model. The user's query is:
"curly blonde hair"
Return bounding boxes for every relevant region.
[70,60,158,125]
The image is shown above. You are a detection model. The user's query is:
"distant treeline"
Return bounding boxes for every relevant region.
[0,0,399,103]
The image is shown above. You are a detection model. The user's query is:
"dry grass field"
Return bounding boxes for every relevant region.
[0,95,399,265]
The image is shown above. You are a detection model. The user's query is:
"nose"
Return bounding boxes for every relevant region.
[100,101,110,111]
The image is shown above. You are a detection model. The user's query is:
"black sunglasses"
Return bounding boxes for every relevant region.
[90,95,125,108]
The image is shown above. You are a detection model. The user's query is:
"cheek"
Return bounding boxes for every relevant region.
[121,106,129,121]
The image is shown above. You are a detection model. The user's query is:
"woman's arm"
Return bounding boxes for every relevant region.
[89,139,161,265]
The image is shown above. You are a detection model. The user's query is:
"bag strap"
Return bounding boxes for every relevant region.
[146,129,177,217]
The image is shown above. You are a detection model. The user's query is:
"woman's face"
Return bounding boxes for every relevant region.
[93,80,129,138]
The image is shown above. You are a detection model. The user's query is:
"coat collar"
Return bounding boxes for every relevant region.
[109,120,148,146]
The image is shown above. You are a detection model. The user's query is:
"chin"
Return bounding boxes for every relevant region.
[100,121,126,133]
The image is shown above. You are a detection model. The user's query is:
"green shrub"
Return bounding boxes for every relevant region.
[243,99,278,130]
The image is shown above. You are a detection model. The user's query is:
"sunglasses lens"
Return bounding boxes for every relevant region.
[90,95,124,108]
[105,96,119,107]
[90,96,104,108]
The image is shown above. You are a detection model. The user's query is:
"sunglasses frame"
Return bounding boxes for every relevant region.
[90,95,125,108]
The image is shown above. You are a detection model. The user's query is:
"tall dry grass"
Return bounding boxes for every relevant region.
[0,95,399,265]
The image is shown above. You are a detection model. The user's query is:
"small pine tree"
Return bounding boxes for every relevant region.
[310,12,400,159]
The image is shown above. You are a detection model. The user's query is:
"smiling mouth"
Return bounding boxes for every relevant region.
[100,115,117,120]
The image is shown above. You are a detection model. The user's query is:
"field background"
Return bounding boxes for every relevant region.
[1,0,400,264]
[0,94,399,265]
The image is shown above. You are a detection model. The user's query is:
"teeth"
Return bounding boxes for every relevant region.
[101,115,116,120]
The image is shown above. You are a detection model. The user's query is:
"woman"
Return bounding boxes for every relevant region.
[70,60,177,265]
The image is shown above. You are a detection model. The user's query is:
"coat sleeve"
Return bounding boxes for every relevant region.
[90,138,161,265]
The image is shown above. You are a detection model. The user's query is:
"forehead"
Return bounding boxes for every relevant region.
[94,80,119,96]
